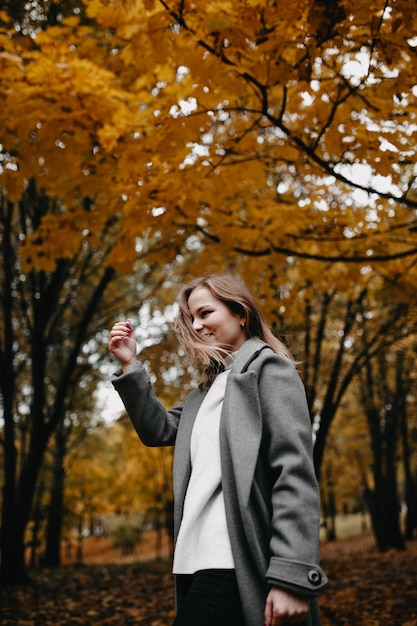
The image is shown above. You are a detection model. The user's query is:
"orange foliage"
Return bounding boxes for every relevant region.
[0,0,416,279]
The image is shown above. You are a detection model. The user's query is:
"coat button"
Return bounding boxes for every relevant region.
[307,569,322,586]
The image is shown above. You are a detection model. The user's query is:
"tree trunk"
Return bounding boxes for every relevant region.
[44,427,66,566]
[0,448,46,585]
[400,402,417,541]
[29,481,45,568]
[365,479,405,552]
[361,354,405,552]
[0,201,27,586]
[76,515,84,564]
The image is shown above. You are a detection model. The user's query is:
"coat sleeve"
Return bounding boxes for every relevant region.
[257,353,327,596]
[111,362,182,447]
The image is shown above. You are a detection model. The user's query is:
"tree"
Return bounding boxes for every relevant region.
[399,348,417,540]
[43,379,106,567]
[63,425,117,564]
[0,181,182,584]
[320,399,372,541]
[63,415,175,559]
[0,183,116,583]
[272,258,417,547]
[1,1,416,272]
[359,350,406,551]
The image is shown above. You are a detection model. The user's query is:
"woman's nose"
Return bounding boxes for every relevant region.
[192,317,203,331]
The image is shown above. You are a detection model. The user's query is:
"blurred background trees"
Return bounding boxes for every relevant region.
[1,0,417,584]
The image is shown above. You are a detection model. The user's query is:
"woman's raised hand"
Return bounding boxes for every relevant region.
[108,320,137,373]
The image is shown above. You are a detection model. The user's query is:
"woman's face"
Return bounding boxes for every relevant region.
[187,286,247,351]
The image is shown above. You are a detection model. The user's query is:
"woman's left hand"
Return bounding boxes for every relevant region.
[264,587,309,625]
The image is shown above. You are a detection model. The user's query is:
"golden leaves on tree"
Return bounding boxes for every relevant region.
[1,0,416,277]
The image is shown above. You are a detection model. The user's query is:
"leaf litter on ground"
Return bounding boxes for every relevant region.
[1,535,417,625]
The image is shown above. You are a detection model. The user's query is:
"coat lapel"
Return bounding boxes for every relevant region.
[231,338,268,373]
[221,339,270,507]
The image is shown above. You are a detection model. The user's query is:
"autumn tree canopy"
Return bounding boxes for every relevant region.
[1,0,416,278]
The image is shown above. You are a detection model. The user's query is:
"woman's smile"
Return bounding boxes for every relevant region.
[187,286,247,351]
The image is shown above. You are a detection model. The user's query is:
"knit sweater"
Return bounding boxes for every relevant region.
[173,365,234,573]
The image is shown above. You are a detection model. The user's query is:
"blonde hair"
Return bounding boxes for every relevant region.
[173,274,294,388]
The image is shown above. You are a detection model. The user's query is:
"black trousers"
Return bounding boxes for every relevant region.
[173,569,245,626]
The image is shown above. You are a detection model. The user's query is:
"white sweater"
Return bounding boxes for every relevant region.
[172,364,234,574]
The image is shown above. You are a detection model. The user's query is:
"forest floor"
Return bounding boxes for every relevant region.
[1,531,417,625]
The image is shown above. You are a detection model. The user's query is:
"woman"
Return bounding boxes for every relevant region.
[108,274,327,626]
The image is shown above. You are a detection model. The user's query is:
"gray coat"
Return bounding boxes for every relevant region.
[112,338,327,626]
